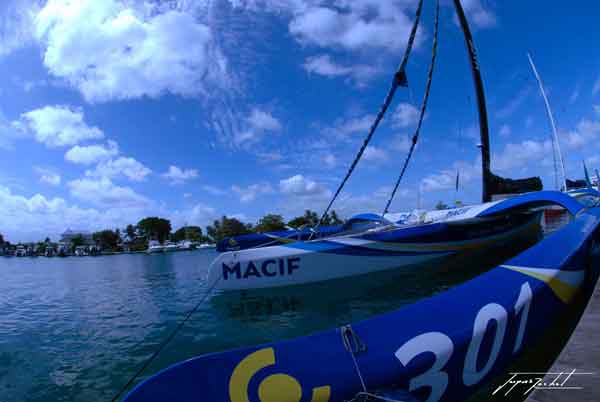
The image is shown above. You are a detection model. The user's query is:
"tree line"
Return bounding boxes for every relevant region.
[206,210,343,243]
[0,210,344,252]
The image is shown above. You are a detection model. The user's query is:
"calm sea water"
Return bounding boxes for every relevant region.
[0,215,568,402]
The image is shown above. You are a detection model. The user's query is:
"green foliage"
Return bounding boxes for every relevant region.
[207,216,252,242]
[125,224,137,240]
[322,210,344,225]
[137,217,172,242]
[128,240,148,252]
[173,226,203,242]
[93,230,121,250]
[287,210,319,229]
[0,233,4,245]
[255,214,287,233]
[287,210,344,228]
[455,200,464,207]
[71,235,86,248]
[435,201,449,210]
[35,242,46,255]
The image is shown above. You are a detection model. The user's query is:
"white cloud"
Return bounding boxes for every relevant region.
[234,107,282,145]
[34,0,229,102]
[246,107,281,131]
[593,75,600,96]
[562,119,600,150]
[391,134,412,152]
[586,155,600,165]
[34,167,61,186]
[525,116,534,129]
[202,185,226,196]
[493,139,553,172]
[231,182,273,202]
[256,150,284,163]
[499,124,511,138]
[302,54,379,86]
[422,160,480,192]
[86,157,152,182]
[288,2,418,52]
[419,117,600,193]
[279,174,330,197]
[169,202,218,229]
[334,186,412,216]
[323,153,337,168]
[0,184,155,242]
[0,185,96,241]
[460,0,497,29]
[161,165,199,185]
[392,103,419,128]
[0,0,40,57]
[569,85,580,104]
[323,114,374,140]
[363,145,388,162]
[0,110,28,150]
[18,105,103,147]
[65,140,119,165]
[68,177,149,208]
[496,87,531,119]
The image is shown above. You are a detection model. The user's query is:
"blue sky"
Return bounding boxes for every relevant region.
[1,0,599,242]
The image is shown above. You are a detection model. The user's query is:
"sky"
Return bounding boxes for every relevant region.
[0,0,599,242]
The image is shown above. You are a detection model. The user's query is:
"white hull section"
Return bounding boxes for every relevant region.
[209,247,447,290]
[207,214,539,291]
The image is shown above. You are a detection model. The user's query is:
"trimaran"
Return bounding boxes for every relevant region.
[206,0,549,291]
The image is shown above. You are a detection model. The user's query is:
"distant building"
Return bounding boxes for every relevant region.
[60,229,95,246]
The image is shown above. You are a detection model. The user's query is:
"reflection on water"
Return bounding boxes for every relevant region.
[0,212,568,402]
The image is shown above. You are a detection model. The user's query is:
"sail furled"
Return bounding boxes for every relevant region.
[488,172,542,196]
[566,179,587,190]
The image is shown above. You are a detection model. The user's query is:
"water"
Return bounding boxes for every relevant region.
[0,217,559,402]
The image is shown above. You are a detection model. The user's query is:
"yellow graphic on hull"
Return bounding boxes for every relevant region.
[229,347,331,402]
[501,265,584,304]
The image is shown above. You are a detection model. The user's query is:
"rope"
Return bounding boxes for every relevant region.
[352,392,408,402]
[315,0,425,229]
[341,325,368,392]
[110,274,222,402]
[341,325,409,402]
[382,0,440,216]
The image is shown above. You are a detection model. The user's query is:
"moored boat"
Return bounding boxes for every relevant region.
[207,191,583,291]
[123,187,600,402]
[15,245,26,257]
[147,240,165,253]
[177,240,194,250]
[163,242,178,252]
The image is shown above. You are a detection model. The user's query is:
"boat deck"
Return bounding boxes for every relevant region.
[526,276,600,402]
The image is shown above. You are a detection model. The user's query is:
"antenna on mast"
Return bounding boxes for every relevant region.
[527,52,567,191]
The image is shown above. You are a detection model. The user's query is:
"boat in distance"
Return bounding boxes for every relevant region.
[206,191,582,291]
[146,240,165,253]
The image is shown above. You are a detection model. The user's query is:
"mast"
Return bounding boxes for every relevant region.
[453,0,492,202]
[527,52,567,191]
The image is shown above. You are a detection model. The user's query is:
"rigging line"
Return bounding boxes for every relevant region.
[382,0,440,216]
[110,274,222,402]
[315,0,425,229]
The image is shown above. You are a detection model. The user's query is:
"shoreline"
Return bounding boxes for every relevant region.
[0,247,216,259]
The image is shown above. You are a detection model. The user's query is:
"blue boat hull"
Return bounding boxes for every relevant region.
[123,192,600,402]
